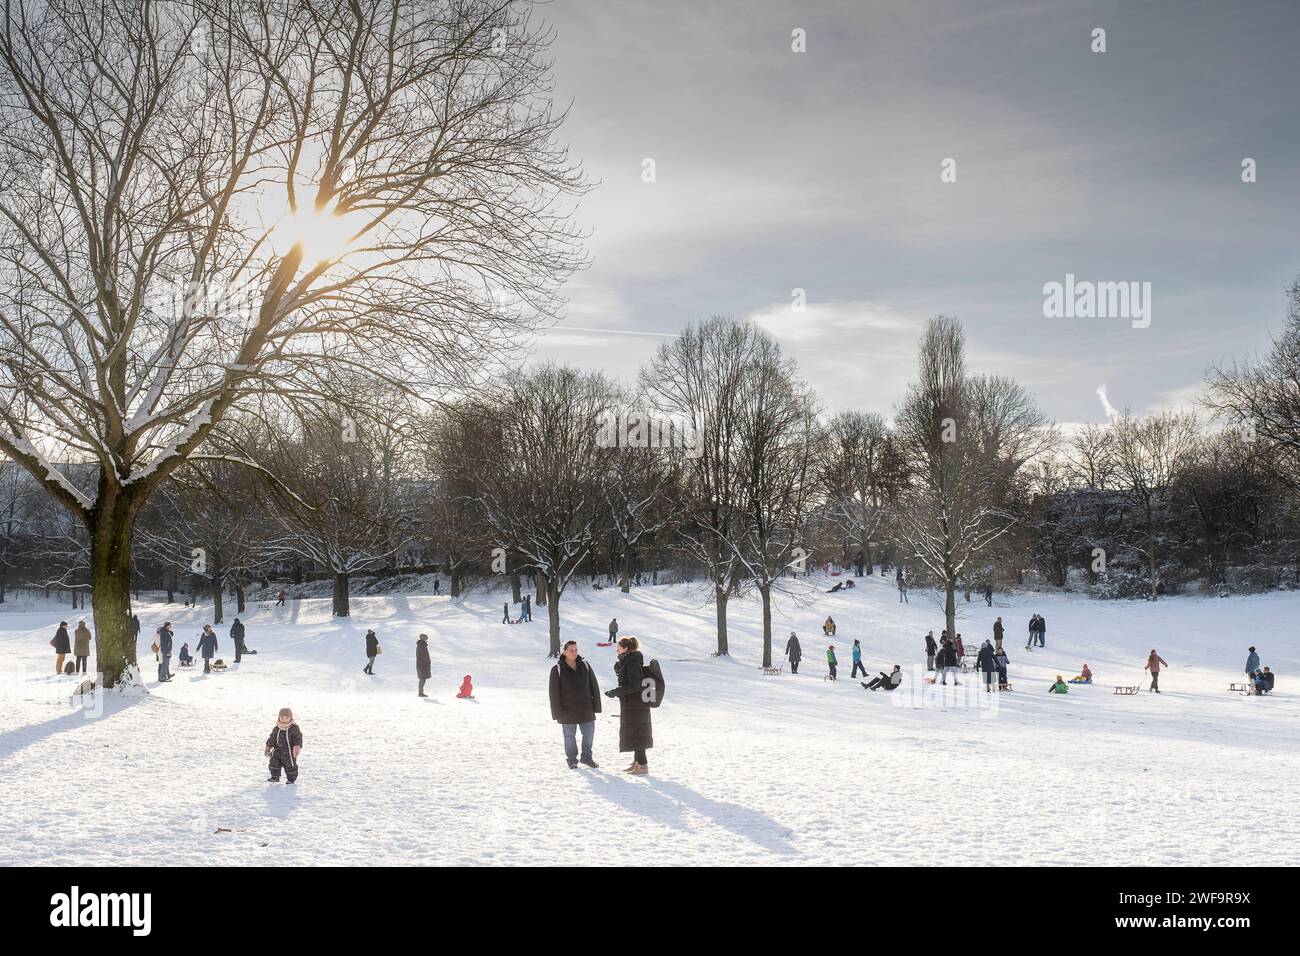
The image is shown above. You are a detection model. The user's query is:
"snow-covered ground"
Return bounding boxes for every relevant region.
[1,574,1295,866]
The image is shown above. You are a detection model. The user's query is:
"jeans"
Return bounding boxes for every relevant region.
[365,655,376,674]
[828,663,837,679]
[203,658,212,673]
[851,661,867,678]
[926,652,935,671]
[158,655,171,681]
[898,589,908,603]
[75,655,88,673]
[1150,672,1160,692]
[562,721,595,764]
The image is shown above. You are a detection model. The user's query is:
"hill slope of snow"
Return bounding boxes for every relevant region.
[1,573,1295,866]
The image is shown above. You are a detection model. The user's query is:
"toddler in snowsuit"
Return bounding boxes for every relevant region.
[265,707,304,784]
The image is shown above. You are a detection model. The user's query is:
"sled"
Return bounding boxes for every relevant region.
[1113,685,1139,695]
[762,664,783,676]
[596,641,614,648]
[256,602,274,611]
[998,684,1014,691]
[210,659,228,672]
[823,675,837,682]
[1228,682,1252,693]
[178,660,196,668]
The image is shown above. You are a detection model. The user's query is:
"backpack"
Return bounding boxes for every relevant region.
[642,658,666,708]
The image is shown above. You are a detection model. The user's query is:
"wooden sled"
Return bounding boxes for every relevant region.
[1228,682,1252,693]
[1113,685,1139,695]
[210,659,228,672]
[998,684,1014,691]
[762,664,783,676]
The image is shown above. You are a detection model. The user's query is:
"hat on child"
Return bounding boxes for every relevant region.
[277,707,294,722]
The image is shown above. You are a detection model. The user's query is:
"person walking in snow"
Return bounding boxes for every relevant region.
[993,616,1004,652]
[994,645,1010,690]
[851,639,867,679]
[785,631,803,674]
[977,639,997,693]
[862,665,902,691]
[938,636,960,685]
[156,622,174,682]
[416,633,432,697]
[1246,646,1260,681]
[522,594,532,622]
[264,707,303,784]
[608,617,619,642]
[896,567,908,603]
[196,624,219,673]
[924,630,937,671]
[276,589,286,607]
[1037,614,1047,648]
[1025,614,1038,650]
[1145,649,1168,693]
[984,583,993,607]
[73,619,92,674]
[433,578,440,596]
[502,601,510,624]
[549,639,602,769]
[826,644,838,680]
[606,637,653,775]
[230,617,248,663]
[50,621,71,675]
[363,629,379,675]
[131,613,141,644]
[954,633,965,665]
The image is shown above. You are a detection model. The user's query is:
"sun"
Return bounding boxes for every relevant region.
[269,194,363,266]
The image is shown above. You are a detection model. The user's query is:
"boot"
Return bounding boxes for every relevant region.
[631,763,648,775]
[622,761,638,773]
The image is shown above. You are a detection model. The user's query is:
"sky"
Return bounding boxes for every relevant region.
[523,0,1300,428]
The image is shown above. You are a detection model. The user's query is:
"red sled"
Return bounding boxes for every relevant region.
[596,641,614,647]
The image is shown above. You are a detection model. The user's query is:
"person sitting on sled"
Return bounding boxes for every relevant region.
[178,642,194,666]
[1069,664,1093,684]
[1048,674,1069,694]
[861,665,902,691]
[822,616,836,636]
[457,675,474,699]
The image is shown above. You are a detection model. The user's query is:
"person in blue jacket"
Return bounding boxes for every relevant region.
[196,624,219,673]
[1245,646,1260,680]
[850,639,866,678]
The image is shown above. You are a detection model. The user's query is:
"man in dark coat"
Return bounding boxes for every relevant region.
[1037,614,1046,648]
[363,630,379,674]
[862,665,902,691]
[157,623,174,682]
[606,638,652,775]
[938,637,960,685]
[416,633,432,697]
[230,618,248,663]
[51,622,71,674]
[976,640,997,692]
[993,617,1004,651]
[549,640,602,768]
[785,631,802,674]
[924,630,937,671]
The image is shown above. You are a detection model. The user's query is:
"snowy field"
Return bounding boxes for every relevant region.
[1,574,1296,866]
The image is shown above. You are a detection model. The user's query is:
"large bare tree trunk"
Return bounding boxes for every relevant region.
[333,571,350,617]
[510,572,522,604]
[620,549,631,593]
[89,502,137,687]
[760,583,773,668]
[546,580,562,657]
[714,584,730,657]
[211,554,224,625]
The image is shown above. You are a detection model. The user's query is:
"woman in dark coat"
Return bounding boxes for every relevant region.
[976,640,997,692]
[416,633,431,697]
[51,622,71,674]
[606,636,653,775]
[364,630,379,675]
[196,625,219,673]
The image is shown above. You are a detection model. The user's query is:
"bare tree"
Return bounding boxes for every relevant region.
[640,316,768,656]
[725,350,820,668]
[0,0,584,684]
[1109,410,1199,600]
[819,410,906,573]
[894,317,1053,637]
[459,365,616,656]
